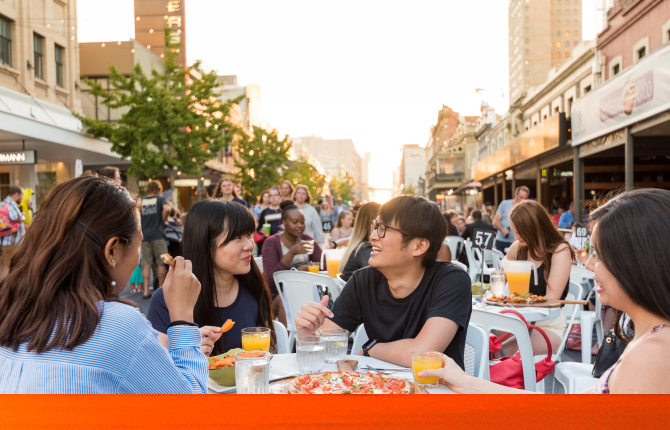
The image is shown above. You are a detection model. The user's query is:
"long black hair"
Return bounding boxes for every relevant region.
[590,188,670,342]
[182,199,276,354]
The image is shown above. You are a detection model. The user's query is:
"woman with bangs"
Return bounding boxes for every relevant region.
[148,199,276,356]
[500,199,575,356]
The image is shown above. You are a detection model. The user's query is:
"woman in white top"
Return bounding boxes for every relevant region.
[329,210,353,248]
[291,185,323,244]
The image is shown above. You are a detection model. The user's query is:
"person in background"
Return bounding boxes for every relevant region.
[81,170,98,177]
[292,185,323,244]
[455,216,466,237]
[552,204,566,227]
[319,201,334,234]
[256,187,283,254]
[419,189,670,394]
[329,210,354,249]
[502,200,575,355]
[444,211,459,237]
[167,208,183,228]
[332,197,349,225]
[140,180,171,300]
[279,180,294,202]
[148,199,277,357]
[262,204,323,327]
[18,188,34,226]
[0,176,207,394]
[461,210,495,242]
[295,195,472,368]
[0,186,26,256]
[481,212,493,225]
[98,166,122,185]
[480,203,490,217]
[350,197,362,222]
[492,185,530,254]
[558,201,575,228]
[205,184,217,199]
[314,199,323,214]
[437,213,457,262]
[253,190,270,221]
[214,177,248,207]
[339,202,381,281]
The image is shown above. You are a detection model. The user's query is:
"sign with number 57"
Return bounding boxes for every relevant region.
[473,228,495,250]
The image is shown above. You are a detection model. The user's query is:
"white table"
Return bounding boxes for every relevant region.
[474,300,560,322]
[208,354,455,394]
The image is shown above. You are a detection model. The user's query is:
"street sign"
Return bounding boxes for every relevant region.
[575,226,588,238]
[473,228,495,250]
[0,150,36,165]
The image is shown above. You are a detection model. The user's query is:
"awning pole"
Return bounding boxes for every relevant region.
[625,127,634,191]
[574,146,584,223]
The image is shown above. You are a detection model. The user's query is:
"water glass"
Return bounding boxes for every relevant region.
[490,271,506,296]
[234,351,271,394]
[317,328,348,364]
[296,336,326,374]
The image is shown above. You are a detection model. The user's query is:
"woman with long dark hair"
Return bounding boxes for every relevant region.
[0,176,206,393]
[502,199,575,355]
[148,199,276,356]
[419,189,670,394]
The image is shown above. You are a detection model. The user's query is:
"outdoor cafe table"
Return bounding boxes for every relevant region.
[208,354,456,394]
[474,301,561,322]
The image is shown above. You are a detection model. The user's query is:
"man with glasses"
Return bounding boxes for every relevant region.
[295,195,472,369]
[255,186,283,253]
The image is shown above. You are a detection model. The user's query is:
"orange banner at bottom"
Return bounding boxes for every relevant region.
[0,395,667,429]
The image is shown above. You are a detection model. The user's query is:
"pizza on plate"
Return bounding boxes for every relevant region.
[288,371,413,394]
[490,293,547,304]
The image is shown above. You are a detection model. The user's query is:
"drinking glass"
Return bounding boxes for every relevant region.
[302,240,315,255]
[307,262,320,273]
[411,350,443,389]
[241,327,271,352]
[296,336,326,374]
[490,271,506,296]
[234,351,271,394]
[317,328,348,364]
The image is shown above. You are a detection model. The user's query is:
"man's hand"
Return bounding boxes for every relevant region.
[295,296,333,337]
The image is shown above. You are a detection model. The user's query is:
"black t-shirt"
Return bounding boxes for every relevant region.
[329,262,472,370]
[141,195,168,241]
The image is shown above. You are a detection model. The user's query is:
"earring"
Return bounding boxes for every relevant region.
[111,281,117,287]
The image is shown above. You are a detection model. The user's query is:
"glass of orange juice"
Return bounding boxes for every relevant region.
[506,272,531,295]
[326,259,341,278]
[307,262,319,273]
[411,350,443,388]
[241,327,271,352]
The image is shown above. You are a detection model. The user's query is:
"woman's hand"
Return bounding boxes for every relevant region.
[290,242,309,255]
[162,257,201,323]
[200,326,223,357]
[417,354,470,394]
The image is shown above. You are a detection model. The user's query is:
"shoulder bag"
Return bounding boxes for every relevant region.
[591,329,626,378]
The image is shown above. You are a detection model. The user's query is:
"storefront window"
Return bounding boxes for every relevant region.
[35,161,71,211]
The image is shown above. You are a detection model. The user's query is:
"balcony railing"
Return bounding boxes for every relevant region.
[428,173,464,188]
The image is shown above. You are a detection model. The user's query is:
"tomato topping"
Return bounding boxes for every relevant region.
[343,379,353,387]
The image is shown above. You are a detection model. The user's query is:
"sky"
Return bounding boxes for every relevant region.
[77,0,597,190]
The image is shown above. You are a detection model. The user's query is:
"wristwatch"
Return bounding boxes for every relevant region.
[362,338,378,357]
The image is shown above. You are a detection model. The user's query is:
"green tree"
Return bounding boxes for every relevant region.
[76,29,240,191]
[403,184,419,195]
[234,126,291,202]
[282,158,327,201]
[329,171,356,202]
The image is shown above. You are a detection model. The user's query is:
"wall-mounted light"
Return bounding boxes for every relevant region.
[26,60,32,71]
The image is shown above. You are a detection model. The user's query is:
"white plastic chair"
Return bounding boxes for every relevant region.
[579,288,604,364]
[490,249,505,271]
[451,260,468,272]
[351,325,368,356]
[470,309,537,391]
[465,324,488,379]
[464,240,493,283]
[552,362,597,394]
[254,257,263,272]
[273,271,338,351]
[444,236,464,260]
[333,274,347,302]
[273,320,290,354]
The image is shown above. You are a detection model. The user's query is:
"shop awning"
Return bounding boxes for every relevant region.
[572,42,670,146]
[453,181,481,194]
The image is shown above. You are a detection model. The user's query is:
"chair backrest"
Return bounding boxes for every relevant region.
[273,271,337,329]
[351,324,368,356]
[464,240,492,282]
[470,309,537,391]
[553,281,584,358]
[273,320,290,354]
[451,260,468,272]
[490,249,505,271]
[254,257,263,272]
[444,236,464,260]
[333,274,347,302]
[464,324,488,379]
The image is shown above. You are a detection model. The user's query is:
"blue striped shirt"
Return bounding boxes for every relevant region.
[0,301,208,394]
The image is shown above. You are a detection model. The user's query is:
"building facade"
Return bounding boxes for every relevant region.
[509,0,583,102]
[134,0,187,68]
[397,144,425,194]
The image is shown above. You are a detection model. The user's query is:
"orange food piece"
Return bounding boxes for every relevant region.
[220,319,235,333]
[237,351,265,358]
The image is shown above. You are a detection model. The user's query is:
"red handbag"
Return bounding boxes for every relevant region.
[253,231,265,243]
[488,309,555,390]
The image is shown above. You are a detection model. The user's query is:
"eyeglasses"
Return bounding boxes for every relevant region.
[370,220,410,238]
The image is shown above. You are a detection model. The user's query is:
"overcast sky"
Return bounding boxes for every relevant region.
[78,0,596,189]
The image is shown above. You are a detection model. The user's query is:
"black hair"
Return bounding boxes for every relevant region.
[182,199,276,355]
[380,195,446,267]
[590,189,670,342]
[472,210,482,220]
[279,200,295,211]
[281,203,300,222]
[206,184,217,198]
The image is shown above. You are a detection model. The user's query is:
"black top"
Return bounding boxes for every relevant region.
[257,208,282,236]
[341,242,372,282]
[140,195,168,241]
[147,281,260,352]
[461,219,495,241]
[329,262,472,370]
[529,253,569,300]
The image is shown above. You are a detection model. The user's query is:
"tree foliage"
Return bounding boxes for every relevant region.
[403,184,419,195]
[282,158,328,201]
[234,126,291,202]
[76,29,240,179]
[329,171,356,202]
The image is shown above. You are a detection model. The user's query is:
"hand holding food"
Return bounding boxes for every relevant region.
[295,295,333,337]
[160,253,176,267]
[220,319,235,333]
[200,326,223,357]
[162,257,201,323]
